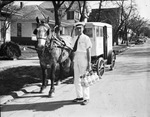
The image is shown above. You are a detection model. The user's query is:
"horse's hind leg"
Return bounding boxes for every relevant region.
[40,68,48,93]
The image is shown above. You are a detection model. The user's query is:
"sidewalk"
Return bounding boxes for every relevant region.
[0,56,39,71]
[0,44,134,105]
[113,43,134,55]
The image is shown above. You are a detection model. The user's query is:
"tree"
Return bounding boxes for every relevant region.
[77,1,92,22]
[0,1,22,43]
[0,1,22,59]
[52,1,75,36]
[141,26,150,38]
[0,1,14,44]
[51,1,92,36]
[88,0,136,45]
[128,14,148,36]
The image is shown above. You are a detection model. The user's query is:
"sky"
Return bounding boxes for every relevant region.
[135,0,150,20]
[17,1,150,21]
[88,0,150,20]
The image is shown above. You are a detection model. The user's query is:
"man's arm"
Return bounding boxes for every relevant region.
[87,47,92,71]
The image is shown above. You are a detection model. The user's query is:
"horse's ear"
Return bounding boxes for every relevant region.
[36,17,40,24]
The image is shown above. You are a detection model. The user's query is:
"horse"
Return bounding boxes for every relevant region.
[33,17,73,97]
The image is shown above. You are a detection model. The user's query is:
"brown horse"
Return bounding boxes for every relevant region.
[33,17,73,97]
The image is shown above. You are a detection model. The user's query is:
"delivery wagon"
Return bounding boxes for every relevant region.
[67,22,116,77]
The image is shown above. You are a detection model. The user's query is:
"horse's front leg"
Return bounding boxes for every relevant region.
[40,67,48,93]
[49,65,56,97]
[56,63,62,85]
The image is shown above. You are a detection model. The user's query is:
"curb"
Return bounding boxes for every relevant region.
[113,44,135,55]
[0,76,73,105]
[0,84,41,105]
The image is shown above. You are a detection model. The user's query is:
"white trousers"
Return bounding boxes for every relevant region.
[74,52,90,100]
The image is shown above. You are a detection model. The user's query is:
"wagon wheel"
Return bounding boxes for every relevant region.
[107,50,116,70]
[96,57,105,78]
[109,51,116,70]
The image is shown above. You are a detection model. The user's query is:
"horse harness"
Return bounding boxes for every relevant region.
[34,23,72,63]
[46,35,72,63]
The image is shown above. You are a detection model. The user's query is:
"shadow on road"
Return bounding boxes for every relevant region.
[0,66,42,95]
[1,100,80,112]
[0,66,74,96]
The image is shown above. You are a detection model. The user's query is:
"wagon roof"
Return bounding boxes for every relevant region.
[85,22,112,27]
[65,22,112,28]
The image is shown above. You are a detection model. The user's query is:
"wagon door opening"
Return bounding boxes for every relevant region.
[103,26,108,60]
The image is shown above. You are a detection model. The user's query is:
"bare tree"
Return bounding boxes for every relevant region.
[88,0,136,45]
[96,0,104,22]
[112,0,136,45]
[0,0,14,44]
[51,1,92,37]
[0,1,22,59]
[52,1,74,36]
[128,14,148,37]
[77,1,92,22]
[0,1,22,43]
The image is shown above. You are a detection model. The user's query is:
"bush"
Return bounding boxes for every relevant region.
[0,41,21,59]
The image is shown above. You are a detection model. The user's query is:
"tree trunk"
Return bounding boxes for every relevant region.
[54,7,61,37]
[124,25,128,46]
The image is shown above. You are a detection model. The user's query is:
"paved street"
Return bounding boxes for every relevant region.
[1,39,150,117]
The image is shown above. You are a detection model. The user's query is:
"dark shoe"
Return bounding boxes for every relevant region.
[81,99,89,105]
[73,98,83,102]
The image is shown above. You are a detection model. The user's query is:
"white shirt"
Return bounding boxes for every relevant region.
[73,33,92,53]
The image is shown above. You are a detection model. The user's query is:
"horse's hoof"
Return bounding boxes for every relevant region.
[39,89,43,93]
[48,92,55,98]
[40,86,46,93]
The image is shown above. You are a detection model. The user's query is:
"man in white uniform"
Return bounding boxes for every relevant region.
[72,22,92,105]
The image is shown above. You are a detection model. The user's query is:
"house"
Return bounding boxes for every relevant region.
[39,1,80,23]
[11,1,80,45]
[11,5,55,45]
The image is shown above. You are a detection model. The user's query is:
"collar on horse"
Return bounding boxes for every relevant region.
[37,35,72,63]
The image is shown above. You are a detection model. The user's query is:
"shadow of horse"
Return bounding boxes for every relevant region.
[33,17,74,97]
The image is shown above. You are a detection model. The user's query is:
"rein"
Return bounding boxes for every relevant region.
[35,23,72,63]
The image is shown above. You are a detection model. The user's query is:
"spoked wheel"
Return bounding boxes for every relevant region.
[96,57,105,78]
[107,50,116,70]
[109,51,116,70]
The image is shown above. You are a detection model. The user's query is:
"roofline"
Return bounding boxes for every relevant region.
[1,10,23,16]
[85,22,112,27]
[64,22,112,27]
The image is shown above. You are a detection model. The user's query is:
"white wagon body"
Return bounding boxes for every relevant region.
[84,22,113,57]
[64,22,116,76]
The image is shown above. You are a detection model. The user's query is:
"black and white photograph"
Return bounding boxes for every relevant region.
[0,1,150,117]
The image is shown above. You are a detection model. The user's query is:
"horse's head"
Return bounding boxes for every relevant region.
[33,17,51,48]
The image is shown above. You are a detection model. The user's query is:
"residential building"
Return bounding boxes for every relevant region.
[11,1,80,45]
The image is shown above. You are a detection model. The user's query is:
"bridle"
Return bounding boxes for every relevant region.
[35,24,72,63]
[36,23,50,41]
